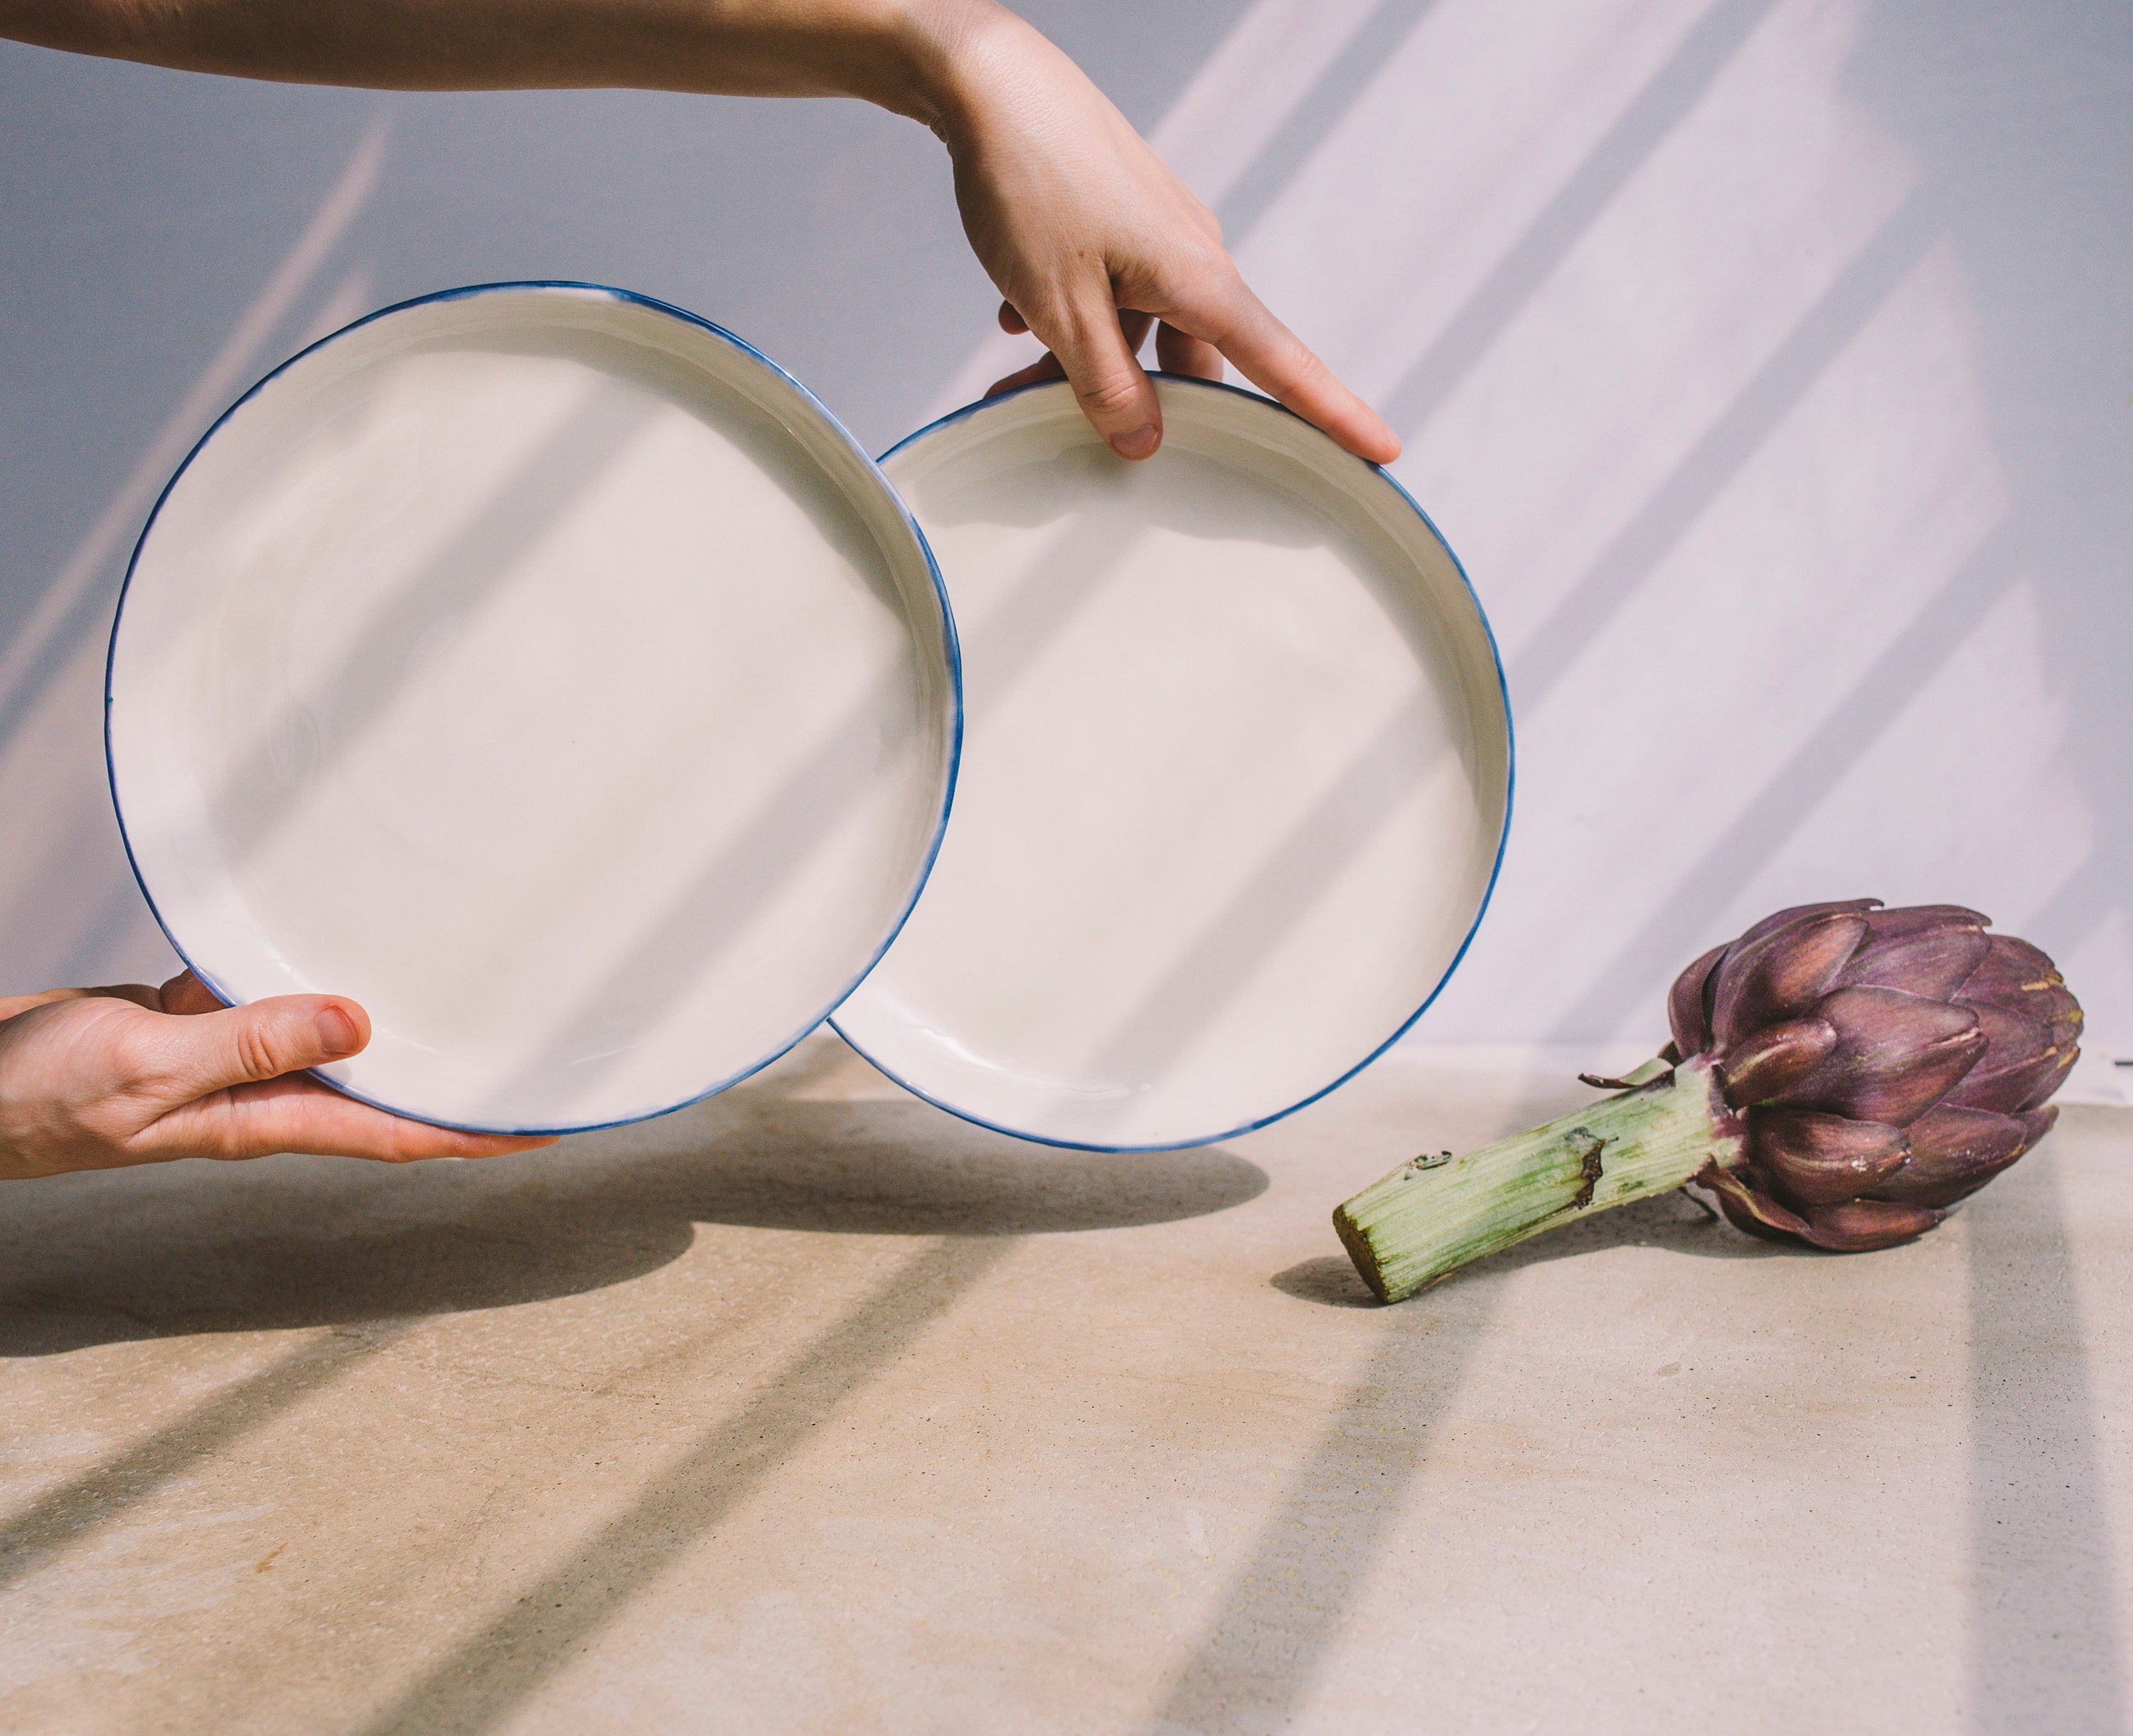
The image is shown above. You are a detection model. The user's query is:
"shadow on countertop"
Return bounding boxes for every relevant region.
[0,1063,1267,1356]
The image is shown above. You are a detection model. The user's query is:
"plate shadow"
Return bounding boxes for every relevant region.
[0,1089,1267,1356]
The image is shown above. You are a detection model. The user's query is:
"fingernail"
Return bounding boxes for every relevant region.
[315,1006,360,1058]
[1110,425,1159,460]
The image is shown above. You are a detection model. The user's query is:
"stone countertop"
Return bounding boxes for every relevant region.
[3,1036,2128,1735]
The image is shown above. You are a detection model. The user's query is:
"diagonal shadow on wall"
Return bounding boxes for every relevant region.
[1214,0,1443,247]
[1504,193,1937,712]
[1376,0,1786,436]
[1544,518,2019,1042]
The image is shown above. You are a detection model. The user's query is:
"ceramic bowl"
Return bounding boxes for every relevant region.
[107,283,960,1133]
[832,376,1511,1150]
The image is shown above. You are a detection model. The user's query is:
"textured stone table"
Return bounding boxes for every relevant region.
[4,1037,2128,1734]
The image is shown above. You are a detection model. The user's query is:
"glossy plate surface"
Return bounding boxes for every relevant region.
[833,377,1512,1150]
[108,284,959,1133]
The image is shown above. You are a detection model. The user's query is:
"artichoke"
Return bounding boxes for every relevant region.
[1664,899,2080,1251]
[1334,901,2083,1303]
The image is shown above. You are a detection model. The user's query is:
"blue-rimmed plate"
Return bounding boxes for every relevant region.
[107,283,959,1134]
[832,375,1510,1150]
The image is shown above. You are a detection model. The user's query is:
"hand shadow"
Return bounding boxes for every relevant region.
[1271,1186,1791,1309]
[0,1050,1267,1356]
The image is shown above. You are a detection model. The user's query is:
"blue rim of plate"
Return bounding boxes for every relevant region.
[830,372,1514,1153]
[105,279,964,1137]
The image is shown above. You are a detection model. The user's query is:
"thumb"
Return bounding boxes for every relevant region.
[156,995,371,1100]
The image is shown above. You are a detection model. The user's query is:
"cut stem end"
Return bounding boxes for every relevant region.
[1332,1057,1743,1304]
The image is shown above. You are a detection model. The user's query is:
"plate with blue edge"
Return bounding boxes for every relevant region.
[106,283,961,1135]
[831,375,1512,1151]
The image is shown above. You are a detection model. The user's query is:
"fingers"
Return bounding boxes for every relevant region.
[158,970,224,1016]
[0,983,163,1020]
[1002,302,1158,356]
[1155,321,1223,382]
[0,978,552,1172]
[90,983,166,1011]
[134,1073,556,1164]
[987,291,1389,464]
[1027,291,1162,459]
[146,992,373,1104]
[119,993,551,1164]
[990,309,1156,400]
[986,350,1065,397]
[985,309,1171,460]
[1184,279,1401,464]
[1,989,77,1022]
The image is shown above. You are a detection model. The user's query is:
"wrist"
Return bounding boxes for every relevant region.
[862,0,1024,142]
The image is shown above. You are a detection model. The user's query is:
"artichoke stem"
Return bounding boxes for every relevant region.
[1333,1057,1744,1303]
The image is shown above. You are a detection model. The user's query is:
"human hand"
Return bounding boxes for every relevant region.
[0,972,553,1181]
[1,0,1389,461]
[928,4,1399,464]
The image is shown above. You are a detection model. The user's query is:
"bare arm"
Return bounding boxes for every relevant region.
[0,0,953,103]
[0,0,1399,463]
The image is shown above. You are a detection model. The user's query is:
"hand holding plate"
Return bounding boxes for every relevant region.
[939,6,1400,465]
[0,973,553,1181]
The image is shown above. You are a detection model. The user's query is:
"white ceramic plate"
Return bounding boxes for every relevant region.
[832,377,1511,1150]
[108,283,960,1134]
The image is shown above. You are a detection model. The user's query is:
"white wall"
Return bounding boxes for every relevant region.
[3,0,2127,1057]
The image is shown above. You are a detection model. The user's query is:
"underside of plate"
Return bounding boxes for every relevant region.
[108,284,958,1133]
[832,377,1511,1151]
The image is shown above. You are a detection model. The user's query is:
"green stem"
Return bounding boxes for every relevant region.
[1333,1056,1745,1303]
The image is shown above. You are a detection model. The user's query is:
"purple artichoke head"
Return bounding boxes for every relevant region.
[1667,901,2083,1252]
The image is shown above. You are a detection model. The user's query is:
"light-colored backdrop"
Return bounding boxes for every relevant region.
[4,0,2127,1060]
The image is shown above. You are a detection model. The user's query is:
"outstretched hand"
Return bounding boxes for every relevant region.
[0,0,1395,464]
[0,973,553,1181]
[937,7,1400,465]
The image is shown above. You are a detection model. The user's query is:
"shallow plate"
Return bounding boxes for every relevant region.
[108,283,959,1133]
[832,377,1510,1150]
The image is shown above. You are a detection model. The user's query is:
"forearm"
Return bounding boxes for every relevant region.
[0,0,998,123]
[6,0,1399,464]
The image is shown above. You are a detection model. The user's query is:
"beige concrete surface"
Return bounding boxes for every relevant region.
[3,1036,2129,1735]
